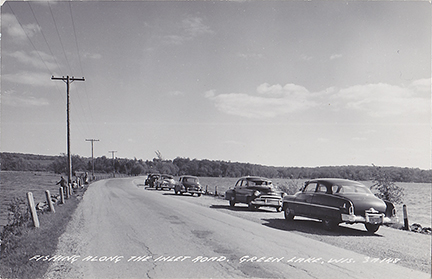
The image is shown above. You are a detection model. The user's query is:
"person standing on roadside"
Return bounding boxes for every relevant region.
[56,176,68,194]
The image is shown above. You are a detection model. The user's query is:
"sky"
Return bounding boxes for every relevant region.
[1,0,431,170]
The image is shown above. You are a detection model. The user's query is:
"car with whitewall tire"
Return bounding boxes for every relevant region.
[282,178,397,233]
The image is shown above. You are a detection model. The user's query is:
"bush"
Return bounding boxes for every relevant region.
[370,165,404,204]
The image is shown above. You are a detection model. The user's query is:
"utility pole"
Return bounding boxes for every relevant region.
[86,139,99,180]
[52,75,85,186]
[109,151,117,178]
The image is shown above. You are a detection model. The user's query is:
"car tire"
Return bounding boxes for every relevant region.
[284,207,294,221]
[229,196,236,207]
[365,223,380,233]
[322,219,337,231]
[247,198,257,210]
[197,193,201,197]
[276,206,282,212]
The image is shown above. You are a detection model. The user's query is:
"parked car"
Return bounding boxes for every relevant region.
[155,174,176,190]
[145,173,160,188]
[225,176,284,211]
[282,178,397,233]
[174,175,203,196]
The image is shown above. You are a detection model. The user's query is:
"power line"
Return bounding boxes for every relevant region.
[48,1,73,73]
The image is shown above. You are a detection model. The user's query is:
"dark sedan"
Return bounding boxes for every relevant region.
[282,178,397,233]
[225,176,284,212]
[174,175,203,196]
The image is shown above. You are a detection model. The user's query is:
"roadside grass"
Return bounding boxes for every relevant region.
[0,188,85,279]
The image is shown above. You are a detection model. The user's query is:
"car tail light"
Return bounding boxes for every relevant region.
[349,203,354,215]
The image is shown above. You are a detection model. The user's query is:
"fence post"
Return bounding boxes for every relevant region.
[403,204,409,230]
[59,187,65,204]
[27,192,40,228]
[214,186,218,197]
[205,185,208,195]
[45,190,55,213]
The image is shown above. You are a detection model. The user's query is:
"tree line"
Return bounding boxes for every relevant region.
[1,152,431,183]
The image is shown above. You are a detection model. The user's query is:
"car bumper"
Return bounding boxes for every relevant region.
[341,213,397,224]
[251,196,282,208]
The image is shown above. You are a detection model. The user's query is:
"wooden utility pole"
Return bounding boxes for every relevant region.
[86,139,99,179]
[52,76,85,186]
[109,151,117,177]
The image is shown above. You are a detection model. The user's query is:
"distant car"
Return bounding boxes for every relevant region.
[145,173,160,188]
[156,174,176,190]
[282,178,397,233]
[174,175,203,196]
[225,176,284,212]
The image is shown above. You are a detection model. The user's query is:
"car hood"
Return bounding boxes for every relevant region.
[337,193,386,215]
[248,186,281,195]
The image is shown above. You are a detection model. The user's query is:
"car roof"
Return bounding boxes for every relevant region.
[238,176,271,182]
[308,178,365,186]
[180,175,198,179]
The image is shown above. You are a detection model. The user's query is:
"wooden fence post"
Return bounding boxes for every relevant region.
[45,190,55,213]
[59,187,65,204]
[27,192,40,228]
[403,204,409,230]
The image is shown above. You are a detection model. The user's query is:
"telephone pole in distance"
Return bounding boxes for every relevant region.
[109,150,117,178]
[52,75,85,186]
[86,139,99,180]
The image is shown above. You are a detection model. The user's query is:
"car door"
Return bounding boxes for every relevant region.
[235,179,249,203]
[293,182,317,216]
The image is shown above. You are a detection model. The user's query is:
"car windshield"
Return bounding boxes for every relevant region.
[184,177,197,183]
[336,185,372,194]
[248,180,273,187]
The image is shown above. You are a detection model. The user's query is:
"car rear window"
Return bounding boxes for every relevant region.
[337,185,372,194]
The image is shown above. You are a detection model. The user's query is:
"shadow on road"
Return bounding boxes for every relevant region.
[261,218,384,237]
[210,204,280,213]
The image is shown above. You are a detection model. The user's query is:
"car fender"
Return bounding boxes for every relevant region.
[225,189,235,200]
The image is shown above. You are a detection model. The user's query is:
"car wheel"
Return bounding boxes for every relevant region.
[229,196,236,207]
[276,206,282,212]
[197,193,201,197]
[365,223,380,233]
[247,198,257,210]
[284,207,294,221]
[322,219,337,231]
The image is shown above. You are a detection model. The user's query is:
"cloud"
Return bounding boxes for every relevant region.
[2,13,41,43]
[5,50,57,70]
[300,54,312,61]
[3,71,57,87]
[237,52,263,59]
[205,78,430,120]
[182,16,213,37]
[2,90,50,107]
[82,52,102,60]
[330,54,343,60]
[332,80,431,117]
[205,83,315,119]
[169,90,185,96]
[163,15,213,45]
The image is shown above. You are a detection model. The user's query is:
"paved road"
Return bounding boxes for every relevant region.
[44,177,430,278]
